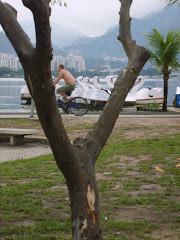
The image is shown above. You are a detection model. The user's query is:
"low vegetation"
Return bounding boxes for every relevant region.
[0,117,180,239]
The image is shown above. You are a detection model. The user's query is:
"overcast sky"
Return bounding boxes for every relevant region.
[2,0,164,37]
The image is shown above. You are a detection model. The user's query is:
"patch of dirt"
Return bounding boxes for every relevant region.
[149,227,180,240]
[114,117,180,140]
[128,184,166,196]
[14,179,32,184]
[48,185,62,191]
[1,117,180,141]
[0,220,35,228]
[107,155,152,167]
[49,208,70,220]
[0,183,7,187]
[47,185,68,194]
[112,183,123,190]
[95,173,112,180]
[115,206,159,222]
[125,171,153,178]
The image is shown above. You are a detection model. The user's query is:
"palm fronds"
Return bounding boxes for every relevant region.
[160,0,180,6]
[146,29,180,72]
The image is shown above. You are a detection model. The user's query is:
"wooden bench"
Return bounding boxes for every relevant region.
[0,128,38,146]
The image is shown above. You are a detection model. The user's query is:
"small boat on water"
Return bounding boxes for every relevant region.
[104,76,137,106]
[130,76,164,105]
[20,76,136,109]
[20,75,167,109]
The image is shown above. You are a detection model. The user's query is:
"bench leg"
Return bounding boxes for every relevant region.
[10,136,24,145]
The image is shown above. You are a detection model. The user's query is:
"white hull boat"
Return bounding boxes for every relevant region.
[104,76,136,106]
[130,76,164,105]
[86,76,136,106]
[20,85,31,99]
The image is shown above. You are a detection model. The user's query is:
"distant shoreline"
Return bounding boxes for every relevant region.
[0,76,180,80]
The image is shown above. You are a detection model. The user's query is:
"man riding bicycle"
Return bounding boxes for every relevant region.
[54,64,76,103]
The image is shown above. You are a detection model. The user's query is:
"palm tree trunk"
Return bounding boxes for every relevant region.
[163,73,169,112]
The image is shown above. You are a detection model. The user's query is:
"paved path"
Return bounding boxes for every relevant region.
[0,113,180,119]
[0,142,52,163]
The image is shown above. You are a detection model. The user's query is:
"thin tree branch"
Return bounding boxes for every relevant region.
[80,0,150,163]
[22,0,53,64]
[118,0,136,58]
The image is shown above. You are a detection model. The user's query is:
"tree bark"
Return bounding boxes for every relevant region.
[163,73,169,112]
[0,0,150,239]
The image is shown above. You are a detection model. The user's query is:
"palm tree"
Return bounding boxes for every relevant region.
[161,0,180,5]
[146,29,180,111]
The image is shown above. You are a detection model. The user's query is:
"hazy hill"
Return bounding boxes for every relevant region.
[63,6,180,59]
[0,20,84,54]
[20,20,85,48]
[0,32,15,54]
[0,6,179,59]
[0,30,68,56]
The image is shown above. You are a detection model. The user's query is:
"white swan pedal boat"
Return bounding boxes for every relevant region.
[130,76,164,105]
[20,76,137,108]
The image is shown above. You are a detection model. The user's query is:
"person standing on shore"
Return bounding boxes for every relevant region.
[54,64,76,102]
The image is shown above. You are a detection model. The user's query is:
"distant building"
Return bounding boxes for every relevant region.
[74,55,85,72]
[100,69,120,74]
[0,53,86,73]
[51,55,64,71]
[66,54,85,72]
[104,56,111,61]
[0,53,21,71]
[66,54,74,69]
[104,56,128,63]
[51,54,85,72]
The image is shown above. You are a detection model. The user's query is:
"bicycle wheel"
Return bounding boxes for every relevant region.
[70,97,88,116]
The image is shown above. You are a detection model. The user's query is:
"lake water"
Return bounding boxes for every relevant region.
[0,77,180,110]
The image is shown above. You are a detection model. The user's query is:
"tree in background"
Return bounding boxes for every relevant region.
[161,0,180,5]
[0,67,14,76]
[0,0,150,238]
[146,29,180,111]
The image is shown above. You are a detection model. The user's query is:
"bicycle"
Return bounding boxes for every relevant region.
[57,96,89,116]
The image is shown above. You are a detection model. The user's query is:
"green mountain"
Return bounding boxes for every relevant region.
[63,6,180,59]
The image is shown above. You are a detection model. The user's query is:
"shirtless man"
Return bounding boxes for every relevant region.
[54,64,76,102]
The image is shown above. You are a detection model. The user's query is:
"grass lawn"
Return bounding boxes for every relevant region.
[0,117,180,239]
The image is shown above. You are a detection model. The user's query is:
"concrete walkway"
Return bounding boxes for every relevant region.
[0,113,180,119]
[0,142,52,163]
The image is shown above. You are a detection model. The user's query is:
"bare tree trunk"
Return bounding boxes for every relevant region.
[68,166,102,239]
[0,0,150,239]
